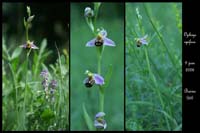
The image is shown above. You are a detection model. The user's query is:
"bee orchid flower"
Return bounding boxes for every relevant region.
[20,40,39,49]
[94,112,107,130]
[83,70,105,88]
[135,35,148,47]
[86,29,115,47]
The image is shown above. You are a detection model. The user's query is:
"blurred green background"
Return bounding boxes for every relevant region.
[70,3,124,131]
[2,3,69,63]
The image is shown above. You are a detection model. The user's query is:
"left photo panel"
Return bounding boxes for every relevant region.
[2,3,69,131]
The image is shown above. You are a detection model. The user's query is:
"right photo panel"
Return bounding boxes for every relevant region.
[126,3,182,131]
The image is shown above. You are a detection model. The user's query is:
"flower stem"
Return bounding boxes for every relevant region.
[25,25,29,41]
[23,58,28,130]
[98,54,102,75]
[97,49,104,112]
[99,86,104,112]
[85,18,95,35]
[23,49,31,130]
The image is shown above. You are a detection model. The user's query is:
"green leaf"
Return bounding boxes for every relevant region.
[33,98,43,108]
[94,2,101,21]
[41,108,54,121]
[3,40,11,61]
[33,39,47,77]
[63,49,69,66]
[39,39,47,56]
[86,18,94,33]
[102,64,113,89]
[3,38,6,52]
[60,55,65,65]
[42,51,52,59]
[11,47,22,60]
[82,103,95,131]
[61,65,67,77]
[94,2,101,9]
[23,17,27,28]
[50,64,56,72]
[2,85,13,96]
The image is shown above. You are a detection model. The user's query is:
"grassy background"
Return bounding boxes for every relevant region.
[70,3,124,131]
[126,3,182,131]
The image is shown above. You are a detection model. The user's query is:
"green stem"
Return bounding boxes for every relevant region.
[99,87,104,112]
[23,61,27,130]
[144,47,170,130]
[94,3,100,31]
[86,18,95,35]
[94,9,98,30]
[23,49,31,130]
[25,26,29,41]
[97,49,104,112]
[98,55,102,75]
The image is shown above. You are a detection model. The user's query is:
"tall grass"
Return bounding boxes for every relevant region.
[126,3,182,131]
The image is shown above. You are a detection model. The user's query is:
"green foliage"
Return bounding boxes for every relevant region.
[2,38,69,131]
[126,3,182,131]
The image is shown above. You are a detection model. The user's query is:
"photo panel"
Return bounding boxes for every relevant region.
[125,2,182,131]
[70,2,124,131]
[2,3,69,131]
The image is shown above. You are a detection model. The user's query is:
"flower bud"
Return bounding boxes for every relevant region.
[94,112,107,130]
[27,15,35,22]
[27,6,31,16]
[84,7,94,18]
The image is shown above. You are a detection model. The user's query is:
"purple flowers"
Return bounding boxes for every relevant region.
[50,79,57,89]
[135,35,148,47]
[86,29,115,47]
[84,70,104,88]
[40,70,57,101]
[40,70,48,89]
[40,69,48,78]
[20,40,39,49]
[94,112,107,130]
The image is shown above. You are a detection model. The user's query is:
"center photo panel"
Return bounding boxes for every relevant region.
[70,2,125,131]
